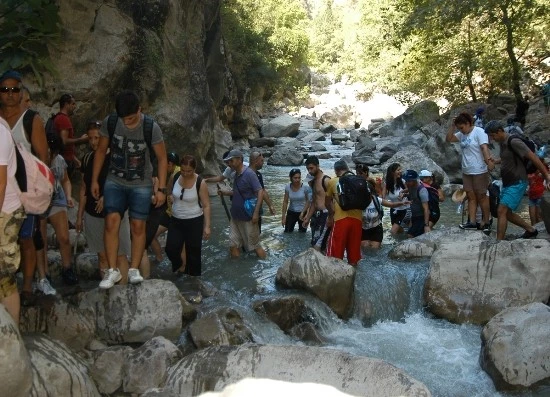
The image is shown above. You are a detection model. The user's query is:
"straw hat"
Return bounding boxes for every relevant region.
[452,188,467,203]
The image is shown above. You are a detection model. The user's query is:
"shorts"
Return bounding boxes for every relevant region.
[229,219,261,252]
[390,208,408,226]
[104,179,152,221]
[47,205,67,218]
[0,208,26,278]
[500,180,528,211]
[159,211,171,228]
[0,274,17,299]
[361,224,383,243]
[18,213,38,240]
[462,173,490,195]
[326,217,362,265]
[528,197,542,207]
[408,216,426,238]
[310,210,330,250]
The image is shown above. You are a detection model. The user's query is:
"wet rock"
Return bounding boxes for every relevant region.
[90,346,132,394]
[164,344,432,397]
[261,114,300,138]
[384,146,450,185]
[252,296,309,332]
[123,336,182,394]
[276,249,355,319]
[330,132,349,144]
[249,137,276,147]
[319,123,337,134]
[288,322,324,344]
[79,279,183,343]
[425,238,550,324]
[142,388,180,397]
[25,333,100,396]
[355,134,377,153]
[267,147,304,166]
[43,300,95,351]
[480,303,550,391]
[310,142,327,152]
[300,131,325,143]
[188,308,253,348]
[0,306,32,397]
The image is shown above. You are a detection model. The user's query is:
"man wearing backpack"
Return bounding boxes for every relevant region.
[418,170,442,228]
[403,170,432,238]
[91,90,168,289]
[324,160,364,266]
[0,70,53,304]
[484,120,550,240]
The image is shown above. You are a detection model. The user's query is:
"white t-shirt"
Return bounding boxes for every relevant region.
[362,197,382,230]
[385,180,409,211]
[0,120,22,214]
[455,126,488,175]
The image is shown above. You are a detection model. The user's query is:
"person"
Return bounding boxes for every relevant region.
[473,107,485,128]
[505,117,524,135]
[204,150,249,187]
[302,156,331,252]
[219,150,266,258]
[402,170,431,238]
[514,95,529,130]
[382,163,410,235]
[418,169,443,228]
[53,93,89,176]
[526,149,548,226]
[248,151,275,232]
[76,121,130,283]
[484,120,550,240]
[542,80,550,114]
[165,155,211,275]
[91,90,168,289]
[446,112,494,233]
[281,168,311,233]
[324,160,363,266]
[20,86,32,110]
[0,70,49,305]
[0,117,26,326]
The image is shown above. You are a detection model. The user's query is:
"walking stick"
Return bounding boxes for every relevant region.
[217,184,231,221]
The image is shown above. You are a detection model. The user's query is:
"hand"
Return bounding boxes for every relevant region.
[91,181,100,200]
[281,215,286,226]
[67,198,74,208]
[326,216,334,228]
[153,191,166,208]
[252,213,259,224]
[203,226,211,240]
[75,218,83,233]
[95,197,104,213]
[269,206,275,216]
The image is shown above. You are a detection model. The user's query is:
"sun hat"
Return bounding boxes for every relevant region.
[402,169,418,181]
[452,188,467,203]
[418,170,433,178]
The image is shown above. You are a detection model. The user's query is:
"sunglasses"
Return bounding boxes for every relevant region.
[180,188,185,200]
[0,86,21,94]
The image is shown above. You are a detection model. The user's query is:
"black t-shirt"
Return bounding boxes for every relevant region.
[82,151,110,218]
[516,100,529,118]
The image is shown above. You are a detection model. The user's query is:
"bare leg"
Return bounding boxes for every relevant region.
[1,291,20,327]
[150,224,167,261]
[477,192,490,226]
[129,219,146,269]
[390,224,403,235]
[104,213,122,269]
[255,247,267,259]
[529,206,538,226]
[48,211,72,268]
[139,251,150,279]
[466,190,477,223]
[36,218,48,279]
[230,246,241,258]
[20,239,36,294]
[117,255,130,284]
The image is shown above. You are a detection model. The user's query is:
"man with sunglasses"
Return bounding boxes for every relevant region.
[0,70,51,304]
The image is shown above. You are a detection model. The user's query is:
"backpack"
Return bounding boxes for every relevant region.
[13,139,55,215]
[44,112,61,141]
[370,188,384,221]
[507,134,537,174]
[488,181,500,218]
[336,171,372,211]
[172,172,203,208]
[418,182,440,215]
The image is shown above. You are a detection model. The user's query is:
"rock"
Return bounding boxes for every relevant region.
[349,129,361,142]
[421,131,462,183]
[75,252,102,280]
[249,137,276,147]
[383,146,450,185]
[419,121,442,139]
[275,249,356,318]
[275,137,301,148]
[123,336,182,394]
[392,100,440,132]
[165,344,432,397]
[541,191,550,233]
[288,322,325,344]
[91,346,132,394]
[261,114,300,138]
[310,142,327,151]
[79,279,183,343]
[425,238,550,324]
[252,296,310,333]
[351,153,382,166]
[480,303,550,391]
[267,147,304,166]
[42,300,96,351]
[355,134,377,153]
[0,306,32,397]
[25,333,100,396]
[331,133,349,144]
[488,94,516,107]
[300,131,326,143]
[188,308,253,348]
[319,123,337,134]
[142,388,180,397]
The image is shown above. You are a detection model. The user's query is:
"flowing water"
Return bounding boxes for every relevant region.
[154,141,547,397]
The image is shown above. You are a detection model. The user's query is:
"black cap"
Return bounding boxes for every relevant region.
[167,152,179,164]
[402,169,418,181]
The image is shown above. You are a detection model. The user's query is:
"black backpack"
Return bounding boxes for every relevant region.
[44,112,61,140]
[418,182,440,215]
[336,171,372,211]
[507,134,537,174]
[488,181,500,218]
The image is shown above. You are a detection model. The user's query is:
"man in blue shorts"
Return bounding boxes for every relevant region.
[484,120,550,240]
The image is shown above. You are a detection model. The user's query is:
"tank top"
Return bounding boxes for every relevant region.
[171,176,203,219]
[10,111,32,152]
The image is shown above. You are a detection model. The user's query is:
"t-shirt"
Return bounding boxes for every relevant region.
[409,183,429,217]
[499,134,530,187]
[222,162,250,185]
[285,183,311,212]
[50,155,68,207]
[53,113,76,162]
[82,151,110,218]
[455,126,489,175]
[231,166,262,221]
[99,113,163,187]
[325,176,363,222]
[385,179,409,211]
[362,197,382,230]
[527,169,547,200]
[0,121,21,214]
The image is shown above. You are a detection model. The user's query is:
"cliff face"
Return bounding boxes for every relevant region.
[36,0,236,173]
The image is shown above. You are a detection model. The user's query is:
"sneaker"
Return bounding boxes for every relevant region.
[459,222,478,230]
[99,268,122,289]
[128,268,144,285]
[521,229,539,239]
[481,224,491,236]
[61,267,79,285]
[36,278,56,295]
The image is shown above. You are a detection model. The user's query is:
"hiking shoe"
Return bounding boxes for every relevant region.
[459,222,478,230]
[99,268,122,289]
[128,268,144,285]
[521,229,539,239]
[36,278,56,296]
[61,267,79,285]
[481,224,491,236]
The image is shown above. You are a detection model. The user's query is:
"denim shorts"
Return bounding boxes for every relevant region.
[500,180,528,212]
[104,179,152,220]
[18,213,38,239]
[529,197,542,207]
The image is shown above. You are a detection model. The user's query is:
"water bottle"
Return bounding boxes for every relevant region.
[456,203,463,214]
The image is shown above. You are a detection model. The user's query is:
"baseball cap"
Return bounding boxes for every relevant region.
[0,70,22,85]
[223,149,243,161]
[418,170,433,178]
[402,169,419,181]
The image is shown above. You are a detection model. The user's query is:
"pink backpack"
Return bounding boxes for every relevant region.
[13,141,55,215]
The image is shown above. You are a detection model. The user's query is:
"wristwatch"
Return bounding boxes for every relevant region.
[157,187,167,194]
[424,223,429,227]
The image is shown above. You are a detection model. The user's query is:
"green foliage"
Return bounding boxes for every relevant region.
[0,0,61,86]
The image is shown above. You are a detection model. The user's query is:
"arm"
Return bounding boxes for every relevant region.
[526,152,550,188]
[281,190,289,226]
[381,199,411,208]
[422,201,430,231]
[0,165,6,211]
[480,144,494,170]
[61,166,73,208]
[263,188,275,215]
[76,173,86,232]
[252,188,264,224]
[445,122,459,143]
[91,136,109,199]
[300,189,311,221]
[325,188,334,227]
[152,141,168,208]
[31,116,49,165]
[437,188,445,202]
[59,128,88,146]
[199,180,211,239]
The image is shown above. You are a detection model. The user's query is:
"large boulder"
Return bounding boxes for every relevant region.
[0,306,32,397]
[425,239,550,324]
[261,114,300,138]
[541,191,550,233]
[422,131,462,183]
[267,147,304,166]
[382,146,450,185]
[252,296,311,333]
[392,100,440,132]
[480,303,550,391]
[188,308,254,348]
[79,279,183,343]
[164,344,432,397]
[275,249,356,318]
[90,346,132,395]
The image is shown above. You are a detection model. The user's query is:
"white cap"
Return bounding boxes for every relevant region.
[418,169,433,177]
